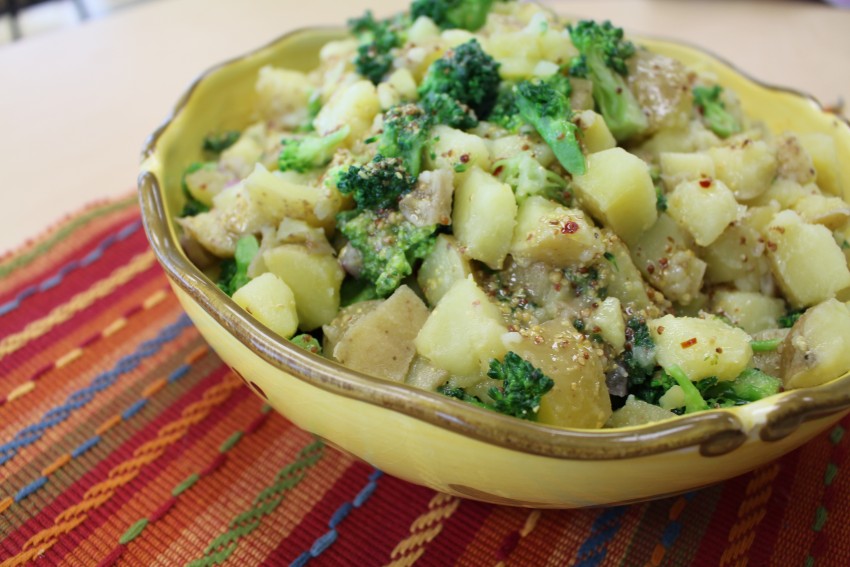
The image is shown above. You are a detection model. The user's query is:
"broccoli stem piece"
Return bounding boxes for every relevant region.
[486,352,555,420]
[568,19,648,141]
[514,78,586,176]
[693,85,741,138]
[492,152,570,205]
[750,338,782,353]
[290,334,322,354]
[278,125,350,173]
[203,130,240,154]
[667,365,709,414]
[217,235,259,296]
[418,39,501,119]
[180,162,210,217]
[411,0,495,32]
[727,368,782,402]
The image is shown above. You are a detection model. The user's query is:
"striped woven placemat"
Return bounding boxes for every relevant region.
[1,195,849,566]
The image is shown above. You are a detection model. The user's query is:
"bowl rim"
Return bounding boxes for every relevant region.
[138,24,850,461]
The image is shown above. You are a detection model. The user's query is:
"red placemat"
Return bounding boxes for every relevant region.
[1,195,849,566]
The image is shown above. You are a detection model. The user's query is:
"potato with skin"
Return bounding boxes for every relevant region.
[781,299,850,389]
[606,395,676,428]
[649,315,752,382]
[511,319,612,429]
[332,286,430,383]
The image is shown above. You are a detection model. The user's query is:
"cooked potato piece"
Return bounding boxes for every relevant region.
[747,178,810,209]
[425,125,491,181]
[399,168,455,227]
[452,167,517,269]
[510,196,604,268]
[601,234,655,311]
[220,123,266,178]
[627,50,692,134]
[659,152,715,193]
[488,134,555,166]
[792,194,850,229]
[798,133,843,196]
[405,355,449,391]
[776,133,816,185]
[709,139,777,200]
[572,147,658,243]
[588,296,626,353]
[667,178,740,246]
[711,290,785,334]
[242,163,332,232]
[184,163,235,207]
[332,286,430,382]
[649,315,753,381]
[415,277,509,377]
[256,66,313,130]
[232,273,298,339]
[605,395,676,428]
[511,319,612,428]
[263,244,345,331]
[764,210,850,308]
[417,234,471,307]
[313,80,380,142]
[701,204,776,291]
[322,301,380,355]
[574,110,616,154]
[782,299,850,389]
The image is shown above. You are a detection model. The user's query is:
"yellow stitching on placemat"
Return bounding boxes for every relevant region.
[719,462,780,566]
[385,493,460,567]
[0,251,155,361]
[6,382,36,402]
[2,371,241,566]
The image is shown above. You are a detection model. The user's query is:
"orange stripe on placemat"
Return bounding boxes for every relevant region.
[385,492,461,566]
[1,371,242,566]
[718,462,781,566]
[0,250,156,360]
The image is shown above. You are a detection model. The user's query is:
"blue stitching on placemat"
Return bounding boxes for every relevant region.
[290,469,384,567]
[574,506,627,567]
[0,313,192,467]
[0,220,141,317]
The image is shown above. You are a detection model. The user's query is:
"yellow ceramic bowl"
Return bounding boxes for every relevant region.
[139,27,850,508]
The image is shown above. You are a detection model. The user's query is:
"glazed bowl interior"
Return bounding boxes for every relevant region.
[140,25,850,506]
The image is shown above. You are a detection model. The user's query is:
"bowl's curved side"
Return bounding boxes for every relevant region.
[139,26,850,473]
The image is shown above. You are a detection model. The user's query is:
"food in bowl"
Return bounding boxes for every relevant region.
[173,0,850,431]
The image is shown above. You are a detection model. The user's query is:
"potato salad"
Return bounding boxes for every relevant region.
[177,0,850,429]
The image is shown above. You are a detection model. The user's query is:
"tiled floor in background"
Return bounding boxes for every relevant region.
[0,0,149,45]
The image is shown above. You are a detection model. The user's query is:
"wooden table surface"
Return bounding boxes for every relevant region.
[1,0,848,254]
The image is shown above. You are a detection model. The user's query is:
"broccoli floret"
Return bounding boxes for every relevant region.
[349,11,407,84]
[418,39,501,119]
[693,85,741,138]
[336,208,436,296]
[290,334,323,354]
[203,130,240,154]
[421,92,478,130]
[695,368,782,408]
[278,125,350,173]
[486,352,555,420]
[180,162,210,217]
[487,83,525,132]
[378,104,433,176]
[336,155,416,211]
[568,20,648,141]
[493,152,570,205]
[217,235,259,296]
[339,278,380,307]
[611,317,657,403]
[411,0,495,32]
[514,78,586,176]
[437,384,489,409]
[779,308,804,328]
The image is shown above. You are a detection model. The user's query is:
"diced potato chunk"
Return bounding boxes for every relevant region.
[417,234,471,307]
[313,80,380,142]
[798,133,843,196]
[659,152,715,192]
[649,315,752,381]
[405,355,449,391]
[510,196,603,268]
[263,244,344,331]
[452,167,517,269]
[764,210,850,308]
[701,204,776,290]
[511,319,612,428]
[232,273,298,339]
[256,66,313,130]
[425,125,491,180]
[601,234,654,310]
[709,139,777,200]
[415,277,508,377]
[667,178,740,246]
[572,147,657,243]
[242,163,331,231]
[332,286,430,382]
[711,290,785,334]
[605,395,676,428]
[588,297,626,353]
[792,194,850,229]
[574,110,616,154]
[781,299,850,389]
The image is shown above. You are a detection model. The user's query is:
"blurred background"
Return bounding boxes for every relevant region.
[0,0,847,46]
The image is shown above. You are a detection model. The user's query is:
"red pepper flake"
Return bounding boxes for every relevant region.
[681,337,698,349]
[657,325,665,335]
[658,257,669,268]
[699,178,712,188]
[715,347,723,353]
[459,153,470,163]
[493,165,504,176]
[562,221,580,234]
[767,241,778,252]
[647,263,655,275]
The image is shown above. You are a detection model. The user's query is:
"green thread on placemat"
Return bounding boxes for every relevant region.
[812,507,829,532]
[829,426,844,445]
[119,519,149,545]
[0,194,137,277]
[173,474,200,497]
[824,463,838,486]
[220,432,243,453]
[186,439,325,567]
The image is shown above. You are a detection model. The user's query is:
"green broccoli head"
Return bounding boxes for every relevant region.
[336,208,437,296]
[492,152,570,205]
[336,155,416,211]
[692,85,741,138]
[278,125,350,173]
[418,39,501,119]
[349,10,407,84]
[411,0,495,32]
[487,82,525,132]
[378,104,433,176]
[568,19,648,141]
[420,92,479,130]
[217,235,259,296]
[515,78,586,175]
[486,352,555,420]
